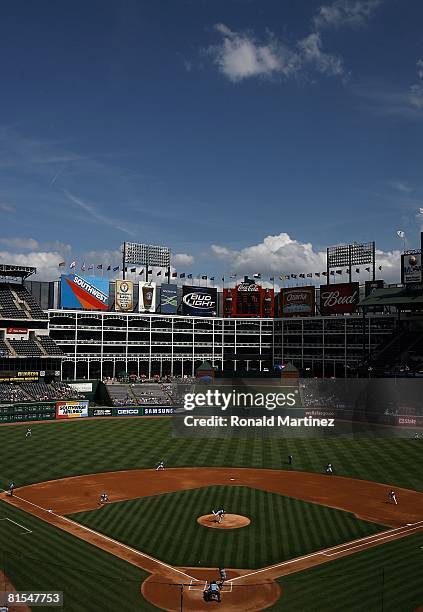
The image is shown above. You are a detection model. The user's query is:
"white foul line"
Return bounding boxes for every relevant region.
[1,490,198,582]
[0,517,32,534]
[322,522,423,557]
[230,520,423,583]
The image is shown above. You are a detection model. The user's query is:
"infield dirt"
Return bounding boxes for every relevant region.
[1,468,422,611]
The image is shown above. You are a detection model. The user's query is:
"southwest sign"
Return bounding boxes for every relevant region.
[61,274,109,311]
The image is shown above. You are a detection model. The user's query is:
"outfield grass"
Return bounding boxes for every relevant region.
[0,418,422,492]
[0,419,421,611]
[268,531,423,612]
[70,485,385,569]
[0,500,156,612]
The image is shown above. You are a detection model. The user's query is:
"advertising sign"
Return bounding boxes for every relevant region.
[56,400,89,419]
[0,371,39,382]
[401,253,422,285]
[115,280,134,312]
[6,327,29,337]
[92,408,112,417]
[144,407,174,415]
[280,286,315,317]
[236,282,261,316]
[69,382,93,393]
[139,282,157,312]
[61,274,109,311]
[160,283,178,314]
[116,408,142,416]
[182,286,217,316]
[319,282,359,315]
[397,415,423,427]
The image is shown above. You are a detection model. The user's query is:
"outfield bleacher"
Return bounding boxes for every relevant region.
[0,381,83,404]
[0,283,47,319]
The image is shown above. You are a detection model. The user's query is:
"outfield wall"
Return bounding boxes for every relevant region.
[0,402,174,423]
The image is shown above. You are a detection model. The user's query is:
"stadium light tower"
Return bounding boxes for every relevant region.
[326,242,376,283]
[121,242,171,281]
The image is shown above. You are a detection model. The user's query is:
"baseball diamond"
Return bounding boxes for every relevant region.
[0,419,422,610]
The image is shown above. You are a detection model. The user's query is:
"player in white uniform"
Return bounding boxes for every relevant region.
[212,508,225,523]
[156,461,165,471]
[100,493,109,503]
[325,463,333,474]
[388,490,398,505]
[25,427,32,438]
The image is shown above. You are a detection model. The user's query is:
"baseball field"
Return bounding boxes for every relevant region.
[0,417,422,611]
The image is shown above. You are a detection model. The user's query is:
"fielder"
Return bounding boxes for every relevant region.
[8,482,15,497]
[325,463,333,474]
[156,461,165,471]
[25,427,32,438]
[212,508,225,524]
[388,490,398,505]
[100,493,109,503]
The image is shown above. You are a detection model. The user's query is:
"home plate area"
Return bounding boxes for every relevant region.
[188,579,233,593]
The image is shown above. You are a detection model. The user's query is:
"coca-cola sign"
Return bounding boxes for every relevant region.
[280,286,315,317]
[319,282,359,315]
[237,282,259,292]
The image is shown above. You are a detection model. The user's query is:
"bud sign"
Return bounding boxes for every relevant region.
[319,282,359,315]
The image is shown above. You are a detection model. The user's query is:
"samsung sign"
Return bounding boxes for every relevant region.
[182,286,217,316]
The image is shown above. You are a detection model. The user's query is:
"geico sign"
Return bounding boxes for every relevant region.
[183,293,214,308]
[117,409,139,415]
[320,289,358,307]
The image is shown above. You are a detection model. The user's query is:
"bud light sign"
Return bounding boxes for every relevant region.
[319,282,359,315]
[182,286,217,316]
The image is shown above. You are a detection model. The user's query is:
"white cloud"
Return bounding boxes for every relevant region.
[313,0,382,30]
[297,32,344,77]
[0,237,71,252]
[173,253,194,266]
[211,232,402,283]
[211,233,327,276]
[374,249,401,282]
[0,237,40,250]
[0,250,65,280]
[84,248,121,260]
[0,203,16,213]
[208,22,344,82]
[209,24,300,82]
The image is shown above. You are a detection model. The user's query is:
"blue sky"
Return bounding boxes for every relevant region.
[0,0,423,283]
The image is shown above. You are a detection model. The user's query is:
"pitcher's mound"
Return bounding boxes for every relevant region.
[197,513,251,529]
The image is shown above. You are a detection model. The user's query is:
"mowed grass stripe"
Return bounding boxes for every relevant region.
[69,486,385,569]
[270,532,423,612]
[0,501,155,612]
[1,420,422,491]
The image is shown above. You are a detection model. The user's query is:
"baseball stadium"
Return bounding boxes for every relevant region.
[0,238,422,612]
